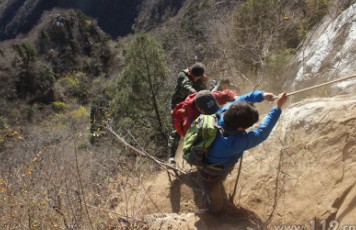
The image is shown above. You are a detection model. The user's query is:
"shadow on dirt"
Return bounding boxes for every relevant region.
[169,171,266,229]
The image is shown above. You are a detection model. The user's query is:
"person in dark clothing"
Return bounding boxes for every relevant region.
[170,63,208,109]
[168,63,208,164]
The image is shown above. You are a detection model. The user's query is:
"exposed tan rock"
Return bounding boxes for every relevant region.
[230,95,356,228]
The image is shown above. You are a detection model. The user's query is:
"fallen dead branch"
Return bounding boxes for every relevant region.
[85,204,144,222]
[105,124,186,178]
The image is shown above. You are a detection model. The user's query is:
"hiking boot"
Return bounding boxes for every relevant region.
[168,157,176,165]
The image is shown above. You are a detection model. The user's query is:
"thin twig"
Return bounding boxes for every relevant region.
[252,71,264,92]
[85,204,144,222]
[141,184,163,214]
[127,129,145,151]
[105,124,186,177]
[73,140,94,230]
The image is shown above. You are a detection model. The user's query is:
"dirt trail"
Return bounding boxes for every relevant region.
[112,139,266,229]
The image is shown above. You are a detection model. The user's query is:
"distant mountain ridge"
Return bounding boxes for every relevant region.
[0,0,189,41]
[0,0,141,41]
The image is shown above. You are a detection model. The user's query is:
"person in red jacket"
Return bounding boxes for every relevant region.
[173,89,238,137]
[168,89,237,164]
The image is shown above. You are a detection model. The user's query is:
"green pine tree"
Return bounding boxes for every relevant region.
[112,33,170,157]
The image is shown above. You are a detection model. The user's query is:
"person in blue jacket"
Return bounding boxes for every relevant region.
[200,91,288,214]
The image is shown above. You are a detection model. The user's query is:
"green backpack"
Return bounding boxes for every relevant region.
[183,114,220,168]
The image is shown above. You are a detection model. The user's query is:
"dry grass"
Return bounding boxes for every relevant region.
[0,104,152,229]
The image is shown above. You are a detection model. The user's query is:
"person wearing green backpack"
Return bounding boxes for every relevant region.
[183,90,277,169]
[199,92,288,214]
[168,63,209,165]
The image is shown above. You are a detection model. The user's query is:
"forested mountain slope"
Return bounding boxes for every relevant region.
[0,0,355,229]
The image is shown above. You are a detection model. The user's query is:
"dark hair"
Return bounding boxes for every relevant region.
[220,79,230,84]
[223,101,259,130]
[190,63,205,77]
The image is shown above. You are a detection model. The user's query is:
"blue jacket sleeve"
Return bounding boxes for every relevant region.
[208,106,282,168]
[241,106,282,150]
[219,91,264,114]
[236,90,265,103]
[217,91,265,126]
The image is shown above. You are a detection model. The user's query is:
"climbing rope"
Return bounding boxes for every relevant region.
[274,74,356,98]
[229,73,356,202]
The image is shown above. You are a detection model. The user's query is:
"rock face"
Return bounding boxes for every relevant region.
[229,95,356,228]
[285,4,356,100]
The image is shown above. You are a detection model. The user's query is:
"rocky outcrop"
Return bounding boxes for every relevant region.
[0,0,140,41]
[0,0,199,41]
[230,95,356,228]
[286,3,356,100]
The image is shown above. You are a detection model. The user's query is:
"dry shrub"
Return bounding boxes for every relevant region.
[0,104,151,229]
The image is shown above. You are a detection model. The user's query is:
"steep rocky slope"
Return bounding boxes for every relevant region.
[234,95,356,227]
[111,95,356,229]
[285,3,356,101]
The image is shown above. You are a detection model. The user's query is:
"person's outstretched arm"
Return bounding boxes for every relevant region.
[243,92,288,150]
[219,91,276,114]
[213,90,237,105]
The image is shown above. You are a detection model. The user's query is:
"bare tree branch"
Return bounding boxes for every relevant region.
[105,124,186,177]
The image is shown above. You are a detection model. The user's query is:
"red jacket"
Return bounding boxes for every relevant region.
[173,90,237,137]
